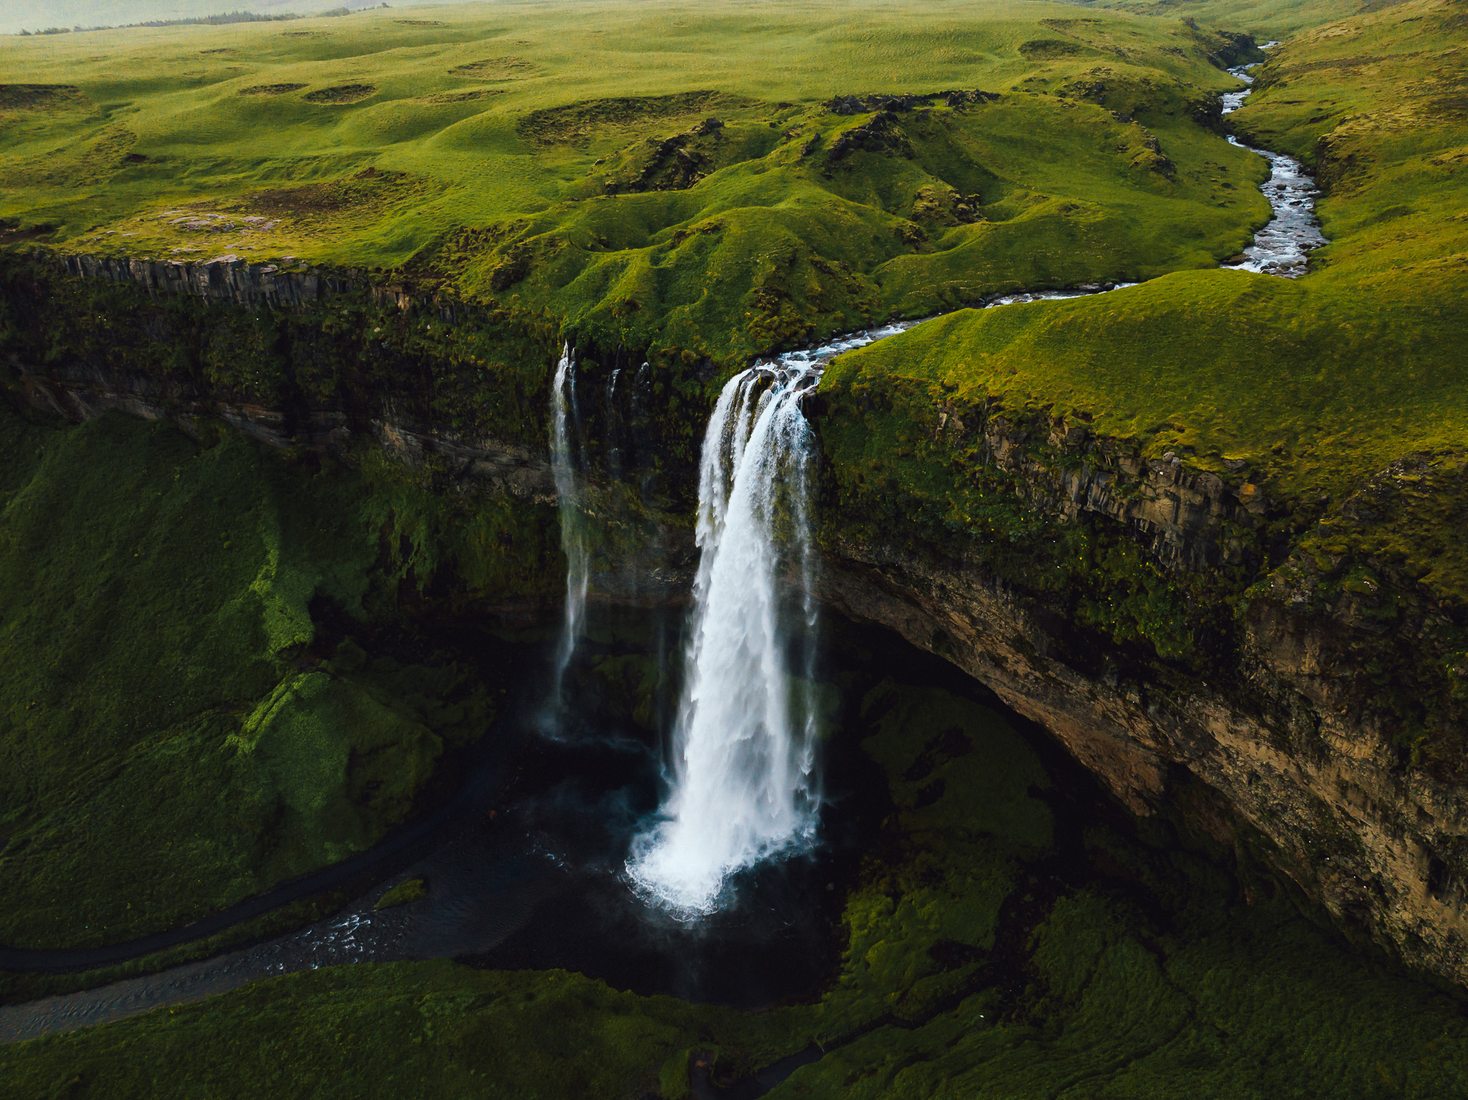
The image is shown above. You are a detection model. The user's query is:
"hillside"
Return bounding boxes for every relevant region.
[0,0,1268,362]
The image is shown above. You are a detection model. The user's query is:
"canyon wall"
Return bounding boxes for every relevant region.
[814,400,1468,989]
[6,250,1468,991]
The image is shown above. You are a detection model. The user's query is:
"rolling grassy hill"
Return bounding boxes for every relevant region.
[0,0,1269,362]
[0,1,397,36]
[823,0,1468,502]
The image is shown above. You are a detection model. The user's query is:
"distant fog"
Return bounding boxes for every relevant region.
[0,0,451,36]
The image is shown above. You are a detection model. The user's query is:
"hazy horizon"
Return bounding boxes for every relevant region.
[0,0,452,35]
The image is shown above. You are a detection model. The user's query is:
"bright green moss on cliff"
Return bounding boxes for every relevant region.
[0,403,556,948]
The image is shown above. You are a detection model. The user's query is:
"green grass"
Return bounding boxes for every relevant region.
[1075,0,1367,37]
[820,0,1468,528]
[7,675,1468,1098]
[0,403,554,948]
[0,0,1268,364]
[0,2,417,37]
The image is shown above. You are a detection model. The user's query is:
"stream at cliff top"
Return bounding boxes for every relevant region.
[1221,49,1327,277]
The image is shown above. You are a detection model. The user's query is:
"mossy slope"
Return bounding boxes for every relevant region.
[0,404,555,948]
[0,0,1268,366]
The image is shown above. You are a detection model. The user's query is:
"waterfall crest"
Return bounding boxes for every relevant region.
[550,344,589,704]
[627,363,823,916]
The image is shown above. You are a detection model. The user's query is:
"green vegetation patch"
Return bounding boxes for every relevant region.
[449,55,542,81]
[0,963,750,1099]
[0,403,550,949]
[0,84,84,111]
[373,876,428,911]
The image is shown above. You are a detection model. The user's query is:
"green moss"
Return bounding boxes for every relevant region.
[821,682,1053,1028]
[0,963,760,1099]
[231,671,442,862]
[0,402,545,948]
[373,876,428,911]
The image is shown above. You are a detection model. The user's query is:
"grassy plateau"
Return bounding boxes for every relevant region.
[1,0,1270,363]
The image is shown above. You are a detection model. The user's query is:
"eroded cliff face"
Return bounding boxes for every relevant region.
[814,403,1468,990]
[5,251,558,499]
[17,364,556,501]
[57,252,452,316]
[8,252,1468,992]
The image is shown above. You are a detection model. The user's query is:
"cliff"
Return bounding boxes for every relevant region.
[6,245,1468,993]
[812,392,1468,989]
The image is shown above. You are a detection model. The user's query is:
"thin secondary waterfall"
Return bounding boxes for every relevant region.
[549,344,589,705]
[627,362,823,916]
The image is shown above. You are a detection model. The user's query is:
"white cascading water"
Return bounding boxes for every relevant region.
[549,344,589,704]
[614,65,1323,912]
[627,362,823,916]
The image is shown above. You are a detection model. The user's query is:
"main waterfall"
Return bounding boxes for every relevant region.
[627,362,823,916]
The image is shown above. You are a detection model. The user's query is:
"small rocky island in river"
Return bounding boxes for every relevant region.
[1,0,1466,1095]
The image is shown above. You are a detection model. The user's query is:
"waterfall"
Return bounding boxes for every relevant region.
[627,362,823,916]
[549,344,589,705]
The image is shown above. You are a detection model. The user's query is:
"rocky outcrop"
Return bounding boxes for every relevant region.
[815,409,1468,989]
[956,406,1276,571]
[5,251,557,498]
[58,252,357,309]
[53,251,466,318]
[13,357,555,500]
[824,89,999,115]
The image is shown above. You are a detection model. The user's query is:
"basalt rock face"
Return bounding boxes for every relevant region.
[4,251,558,499]
[55,251,464,318]
[10,251,1468,992]
[814,403,1468,990]
[59,252,360,310]
[19,363,557,499]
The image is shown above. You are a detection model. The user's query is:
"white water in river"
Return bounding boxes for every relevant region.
[549,344,588,705]
[1222,49,1326,277]
[627,363,823,916]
